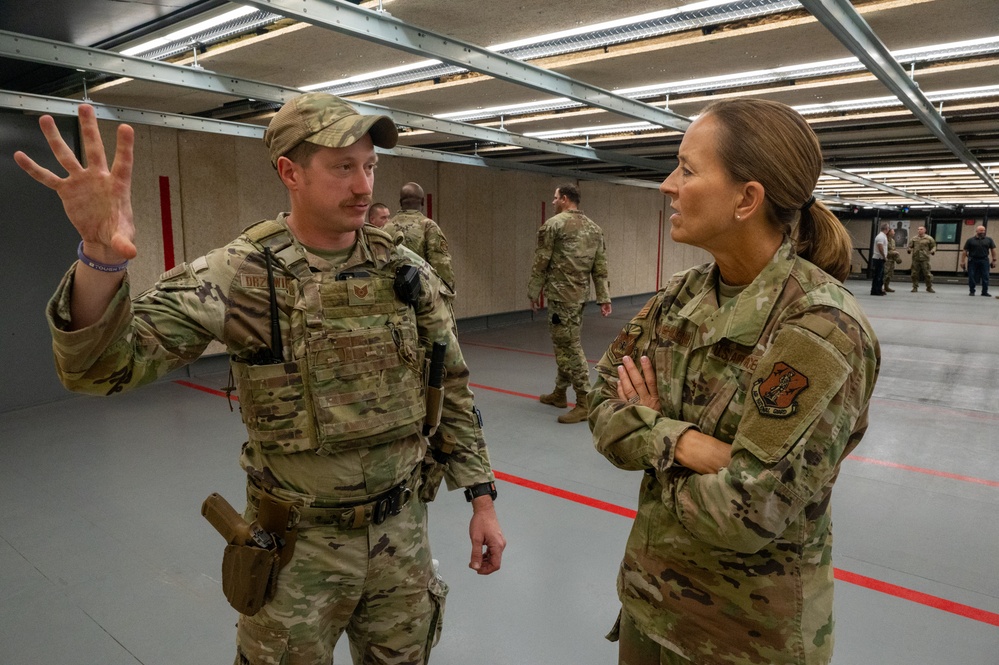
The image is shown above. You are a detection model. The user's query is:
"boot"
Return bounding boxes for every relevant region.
[912,286,918,292]
[926,286,935,293]
[539,387,567,409]
[558,393,588,424]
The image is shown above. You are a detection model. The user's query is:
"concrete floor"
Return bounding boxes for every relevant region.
[1,279,998,664]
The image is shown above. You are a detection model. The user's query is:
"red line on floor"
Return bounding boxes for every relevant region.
[847,454,999,488]
[469,382,575,407]
[833,569,999,627]
[495,468,999,627]
[172,378,999,626]
[175,378,997,489]
[493,470,636,518]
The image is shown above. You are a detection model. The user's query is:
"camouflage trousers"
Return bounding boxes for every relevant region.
[547,299,590,395]
[614,610,690,665]
[883,259,896,289]
[911,258,933,287]
[235,493,445,665]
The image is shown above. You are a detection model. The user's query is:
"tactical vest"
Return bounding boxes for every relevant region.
[226,221,426,456]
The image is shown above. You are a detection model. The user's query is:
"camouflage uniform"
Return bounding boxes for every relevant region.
[527,209,611,397]
[590,241,880,665]
[883,235,900,292]
[384,210,456,296]
[46,217,492,665]
[908,234,937,290]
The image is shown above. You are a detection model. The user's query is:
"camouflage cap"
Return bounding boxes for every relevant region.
[263,92,398,167]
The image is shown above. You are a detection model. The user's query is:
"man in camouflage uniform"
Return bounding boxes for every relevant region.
[383,182,456,299]
[590,240,880,665]
[15,93,505,665]
[883,226,901,293]
[367,201,391,228]
[907,225,937,292]
[528,184,612,424]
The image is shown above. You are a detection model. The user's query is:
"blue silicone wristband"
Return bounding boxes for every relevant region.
[77,241,129,273]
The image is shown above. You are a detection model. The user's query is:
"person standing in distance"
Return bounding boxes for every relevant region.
[528,184,612,424]
[870,222,888,296]
[907,225,936,292]
[383,182,456,298]
[590,99,879,665]
[960,225,996,296]
[367,201,391,228]
[883,226,900,293]
[14,93,504,665]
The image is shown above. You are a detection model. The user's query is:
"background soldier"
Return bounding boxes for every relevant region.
[15,93,504,665]
[883,226,901,293]
[528,184,612,424]
[907,225,937,292]
[384,182,456,297]
[960,225,997,296]
[367,201,391,228]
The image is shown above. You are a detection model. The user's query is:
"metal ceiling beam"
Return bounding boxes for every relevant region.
[0,91,659,187]
[239,0,691,132]
[799,0,999,197]
[0,30,670,175]
[823,167,954,209]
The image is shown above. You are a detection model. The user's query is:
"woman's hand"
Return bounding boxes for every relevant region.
[616,355,661,411]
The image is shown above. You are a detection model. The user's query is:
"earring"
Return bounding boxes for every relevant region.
[735,214,741,220]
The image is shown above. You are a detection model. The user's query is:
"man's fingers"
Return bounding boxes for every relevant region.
[12,151,61,189]
[78,105,110,172]
[110,124,135,184]
[38,114,84,175]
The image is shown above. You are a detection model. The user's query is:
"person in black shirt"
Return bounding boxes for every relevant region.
[960,225,997,296]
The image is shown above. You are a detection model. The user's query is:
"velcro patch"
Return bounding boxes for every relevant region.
[347,279,374,305]
[734,325,850,463]
[240,274,290,290]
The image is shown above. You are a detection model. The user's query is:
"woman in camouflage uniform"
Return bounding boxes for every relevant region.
[589,99,880,665]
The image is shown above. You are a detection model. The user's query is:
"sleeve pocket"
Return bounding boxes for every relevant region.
[732,325,851,464]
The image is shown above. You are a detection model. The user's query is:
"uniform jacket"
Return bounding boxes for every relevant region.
[528,209,611,304]
[383,209,456,292]
[590,241,880,665]
[908,234,936,261]
[46,216,492,501]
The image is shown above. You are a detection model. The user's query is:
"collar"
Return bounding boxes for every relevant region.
[676,239,794,349]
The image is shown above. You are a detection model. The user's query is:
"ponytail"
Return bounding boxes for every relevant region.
[795,201,852,282]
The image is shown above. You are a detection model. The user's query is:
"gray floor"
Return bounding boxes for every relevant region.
[2,279,998,664]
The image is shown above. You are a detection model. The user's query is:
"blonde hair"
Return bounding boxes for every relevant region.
[701,99,852,281]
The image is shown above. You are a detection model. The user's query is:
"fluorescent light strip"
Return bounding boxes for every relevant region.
[120,6,259,56]
[438,34,999,123]
[526,121,657,140]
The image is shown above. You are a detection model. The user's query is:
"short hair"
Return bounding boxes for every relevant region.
[556,184,581,205]
[880,222,890,232]
[400,182,425,209]
[284,140,322,167]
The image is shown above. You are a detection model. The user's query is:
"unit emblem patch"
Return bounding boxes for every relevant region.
[752,361,809,417]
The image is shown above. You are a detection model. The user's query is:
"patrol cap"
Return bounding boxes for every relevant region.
[263,92,398,167]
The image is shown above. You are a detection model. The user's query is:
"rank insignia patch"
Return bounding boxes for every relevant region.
[752,361,809,417]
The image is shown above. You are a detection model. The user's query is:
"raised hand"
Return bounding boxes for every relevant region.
[13,104,137,263]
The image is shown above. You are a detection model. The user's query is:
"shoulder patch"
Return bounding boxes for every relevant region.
[155,262,201,290]
[735,325,851,463]
[752,362,809,417]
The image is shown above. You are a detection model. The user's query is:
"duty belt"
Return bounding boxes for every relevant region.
[247,466,421,531]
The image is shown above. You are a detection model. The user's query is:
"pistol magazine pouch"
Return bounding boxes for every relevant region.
[222,543,281,616]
